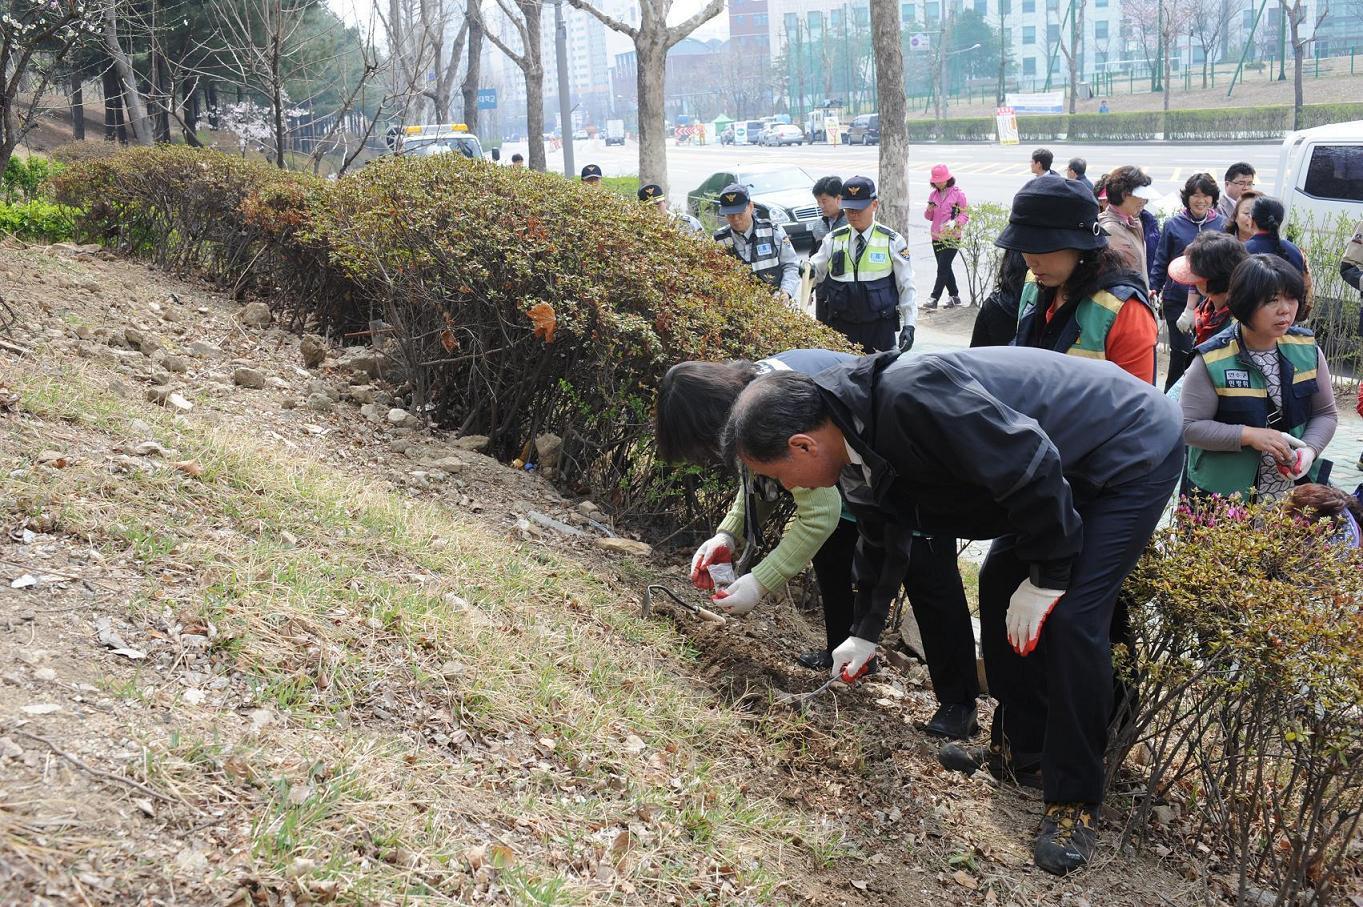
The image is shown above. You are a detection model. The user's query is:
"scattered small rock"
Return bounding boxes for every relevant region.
[123,326,160,355]
[160,354,189,373]
[386,407,416,427]
[346,384,377,405]
[36,450,71,468]
[187,340,219,358]
[305,393,333,413]
[595,537,652,557]
[452,435,490,453]
[236,302,272,328]
[534,433,563,469]
[299,333,328,368]
[232,367,267,389]
[305,379,340,403]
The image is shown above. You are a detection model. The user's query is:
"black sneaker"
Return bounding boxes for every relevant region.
[938,742,1042,790]
[946,295,962,307]
[919,703,980,740]
[1033,803,1099,875]
[924,298,939,310]
[796,649,832,671]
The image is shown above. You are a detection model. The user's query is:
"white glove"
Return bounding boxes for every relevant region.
[690,532,735,591]
[1005,580,1065,657]
[830,635,877,680]
[711,573,766,616]
[1277,446,1315,480]
[1175,307,1196,333]
[1280,432,1308,450]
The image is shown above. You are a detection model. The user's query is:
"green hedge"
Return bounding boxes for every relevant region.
[0,199,78,242]
[55,146,850,528]
[909,101,1363,142]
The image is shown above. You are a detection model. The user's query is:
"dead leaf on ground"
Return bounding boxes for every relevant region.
[173,459,204,477]
[527,302,556,344]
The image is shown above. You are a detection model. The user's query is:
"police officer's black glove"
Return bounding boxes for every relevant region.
[898,325,915,352]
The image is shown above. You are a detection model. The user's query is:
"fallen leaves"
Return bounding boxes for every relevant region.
[527,302,556,344]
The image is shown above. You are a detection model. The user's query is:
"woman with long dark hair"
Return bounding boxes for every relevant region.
[1181,254,1337,500]
[999,176,1158,382]
[1245,196,1307,274]
[969,250,1029,348]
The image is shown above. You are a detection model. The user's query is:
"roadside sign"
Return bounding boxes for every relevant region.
[477,88,497,110]
[995,106,1019,144]
[1004,91,1063,114]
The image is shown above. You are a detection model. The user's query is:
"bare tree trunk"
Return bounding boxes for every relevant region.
[71,75,85,141]
[102,2,154,145]
[462,3,485,133]
[871,0,909,234]
[153,50,172,142]
[635,35,668,187]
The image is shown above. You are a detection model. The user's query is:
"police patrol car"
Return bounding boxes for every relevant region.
[386,123,486,159]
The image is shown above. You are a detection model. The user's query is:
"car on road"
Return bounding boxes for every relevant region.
[760,124,805,146]
[687,168,823,248]
[846,113,879,145]
[722,120,765,145]
[605,119,625,146]
[572,128,589,140]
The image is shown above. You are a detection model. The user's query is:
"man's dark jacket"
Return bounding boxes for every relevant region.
[811,347,1182,641]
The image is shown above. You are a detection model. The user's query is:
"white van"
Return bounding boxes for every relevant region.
[1275,119,1363,229]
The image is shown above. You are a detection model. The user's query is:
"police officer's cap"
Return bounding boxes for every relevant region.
[717,183,751,215]
[840,175,877,210]
[638,183,665,202]
[580,163,603,181]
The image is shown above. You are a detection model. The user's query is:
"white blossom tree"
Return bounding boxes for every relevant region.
[1,0,100,172]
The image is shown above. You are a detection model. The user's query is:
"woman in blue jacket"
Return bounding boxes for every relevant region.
[1151,173,1224,389]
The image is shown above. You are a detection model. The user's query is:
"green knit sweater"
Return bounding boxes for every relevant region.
[715,484,843,591]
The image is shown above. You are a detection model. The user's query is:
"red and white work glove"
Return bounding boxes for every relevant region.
[1276,433,1314,480]
[690,532,736,591]
[830,636,877,680]
[1005,580,1066,657]
[712,573,766,616]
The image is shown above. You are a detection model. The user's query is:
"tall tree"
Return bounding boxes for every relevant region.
[565,0,724,191]
[484,0,546,171]
[0,0,96,173]
[1284,0,1326,129]
[460,0,485,132]
[102,0,155,145]
[1056,0,1088,113]
[870,0,908,235]
[1188,0,1227,88]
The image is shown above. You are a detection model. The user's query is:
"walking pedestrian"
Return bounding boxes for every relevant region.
[924,164,969,309]
[1065,157,1094,195]
[1004,176,1158,383]
[1151,172,1225,389]
[1245,196,1307,274]
[1181,254,1337,501]
[1097,165,1160,289]
[722,346,1184,876]
[1217,162,1256,223]
[655,353,983,739]
[1225,189,1262,242]
[1029,148,1056,176]
[809,176,918,353]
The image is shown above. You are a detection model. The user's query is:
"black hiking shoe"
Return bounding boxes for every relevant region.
[924,297,939,310]
[938,741,1042,790]
[919,703,980,740]
[1034,802,1100,875]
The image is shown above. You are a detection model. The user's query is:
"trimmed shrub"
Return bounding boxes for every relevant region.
[2,155,63,202]
[54,145,850,528]
[48,141,119,165]
[1068,110,1162,141]
[309,153,851,521]
[0,199,78,242]
[1112,498,1363,906]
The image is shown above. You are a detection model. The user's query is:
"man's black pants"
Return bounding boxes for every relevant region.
[814,521,979,706]
[824,316,896,354]
[1162,297,1194,391]
[977,441,1182,805]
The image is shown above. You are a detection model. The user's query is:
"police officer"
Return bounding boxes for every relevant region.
[810,175,918,353]
[581,163,603,186]
[713,183,801,301]
[639,183,704,234]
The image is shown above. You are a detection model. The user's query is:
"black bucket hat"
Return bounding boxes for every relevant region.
[996,174,1108,253]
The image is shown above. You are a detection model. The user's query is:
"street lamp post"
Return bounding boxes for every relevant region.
[555,0,575,177]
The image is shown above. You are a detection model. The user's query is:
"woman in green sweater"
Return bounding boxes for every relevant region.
[657,350,981,739]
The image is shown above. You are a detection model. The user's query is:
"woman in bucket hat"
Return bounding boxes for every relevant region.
[923,163,970,309]
[997,175,1159,383]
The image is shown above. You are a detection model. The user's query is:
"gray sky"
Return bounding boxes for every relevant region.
[327,0,730,40]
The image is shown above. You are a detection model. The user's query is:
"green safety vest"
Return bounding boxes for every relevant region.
[822,224,899,324]
[1016,274,1123,361]
[1186,324,1323,496]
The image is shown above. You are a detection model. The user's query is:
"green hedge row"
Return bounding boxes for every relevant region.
[908,101,1363,142]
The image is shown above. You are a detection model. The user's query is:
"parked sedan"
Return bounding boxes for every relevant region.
[687,168,823,248]
[760,124,805,146]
